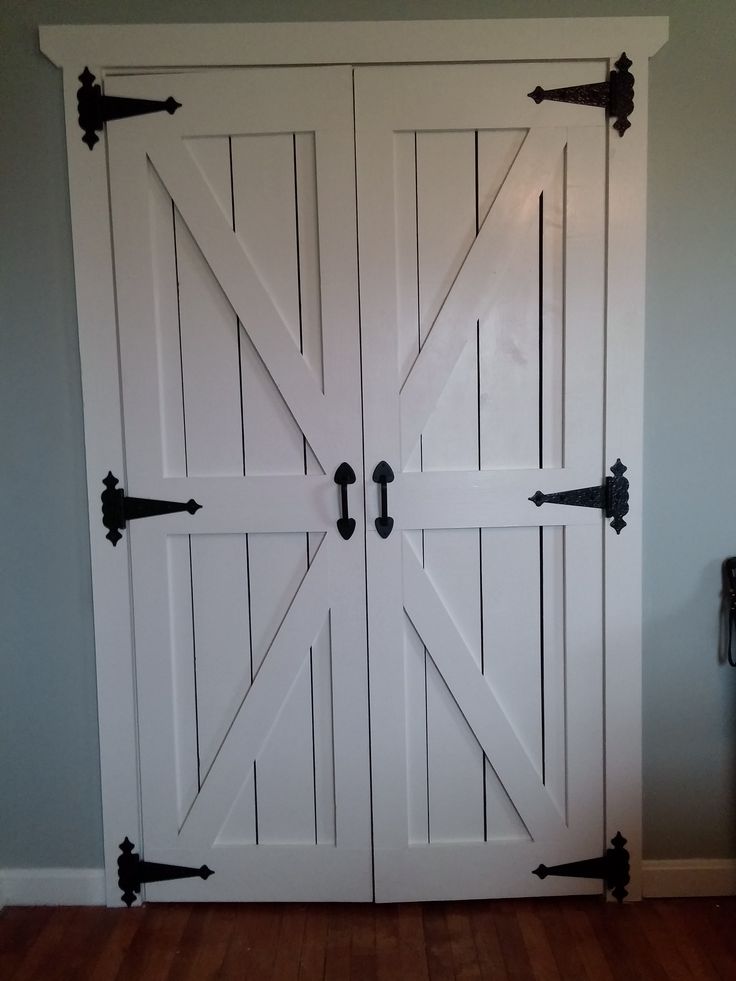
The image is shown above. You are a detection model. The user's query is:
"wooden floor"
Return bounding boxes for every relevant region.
[2,897,736,980]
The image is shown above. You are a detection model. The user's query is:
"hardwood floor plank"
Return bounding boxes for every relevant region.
[536,898,591,980]
[323,903,351,981]
[3,896,736,980]
[467,901,510,981]
[350,904,377,981]
[445,903,482,981]
[396,903,430,981]
[701,897,736,978]
[514,900,562,981]
[173,904,236,980]
[112,904,190,981]
[629,900,693,981]
[562,902,615,981]
[0,908,53,980]
[374,904,404,981]
[422,903,455,981]
[11,907,81,981]
[271,903,308,981]
[217,903,282,980]
[492,902,535,981]
[87,909,146,981]
[298,904,329,981]
[679,899,736,981]
[660,900,721,981]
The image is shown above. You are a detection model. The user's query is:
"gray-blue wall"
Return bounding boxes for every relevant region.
[1,0,734,870]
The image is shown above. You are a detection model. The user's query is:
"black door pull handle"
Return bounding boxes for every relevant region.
[334,463,356,540]
[372,461,394,539]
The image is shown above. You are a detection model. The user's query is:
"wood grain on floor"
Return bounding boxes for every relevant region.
[1,897,735,981]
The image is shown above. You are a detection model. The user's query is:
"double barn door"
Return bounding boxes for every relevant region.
[108,60,608,902]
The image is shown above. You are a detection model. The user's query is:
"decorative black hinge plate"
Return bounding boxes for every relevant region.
[102,472,201,546]
[532,831,631,903]
[528,53,635,137]
[117,837,213,907]
[77,67,181,150]
[529,459,630,534]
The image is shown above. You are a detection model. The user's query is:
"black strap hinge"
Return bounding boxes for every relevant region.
[529,459,629,534]
[77,67,181,150]
[533,831,631,903]
[102,472,201,546]
[528,53,634,137]
[117,837,213,907]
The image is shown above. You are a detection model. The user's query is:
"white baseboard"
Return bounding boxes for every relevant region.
[0,868,105,906]
[642,859,736,898]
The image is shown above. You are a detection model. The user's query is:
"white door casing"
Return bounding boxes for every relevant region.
[39,18,668,905]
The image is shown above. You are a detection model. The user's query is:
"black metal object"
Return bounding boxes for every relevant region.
[528,53,635,137]
[532,831,631,903]
[723,558,736,667]
[77,67,181,150]
[372,461,395,539]
[529,459,630,534]
[117,837,213,907]
[334,462,357,541]
[102,471,201,546]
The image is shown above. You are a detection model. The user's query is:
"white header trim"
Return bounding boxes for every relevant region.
[40,18,668,70]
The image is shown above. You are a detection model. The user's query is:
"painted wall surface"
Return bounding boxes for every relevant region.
[1,0,734,869]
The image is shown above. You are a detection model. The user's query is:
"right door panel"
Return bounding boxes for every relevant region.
[356,63,609,901]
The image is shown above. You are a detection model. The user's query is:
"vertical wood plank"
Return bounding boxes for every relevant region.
[312,615,336,844]
[191,534,252,783]
[477,130,545,841]
[417,130,484,845]
[147,166,186,478]
[394,132,430,846]
[166,535,199,824]
[231,132,317,846]
[176,139,242,478]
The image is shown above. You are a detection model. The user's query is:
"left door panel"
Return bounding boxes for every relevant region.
[107,67,371,901]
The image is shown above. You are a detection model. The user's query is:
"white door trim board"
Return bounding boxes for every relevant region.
[642,860,736,898]
[40,18,668,68]
[0,869,106,907]
[39,18,668,905]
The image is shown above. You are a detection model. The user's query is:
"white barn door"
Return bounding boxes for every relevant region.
[107,67,372,900]
[356,63,609,901]
[101,54,631,904]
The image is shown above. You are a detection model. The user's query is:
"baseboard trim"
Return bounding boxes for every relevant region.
[642,859,736,898]
[0,868,105,906]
